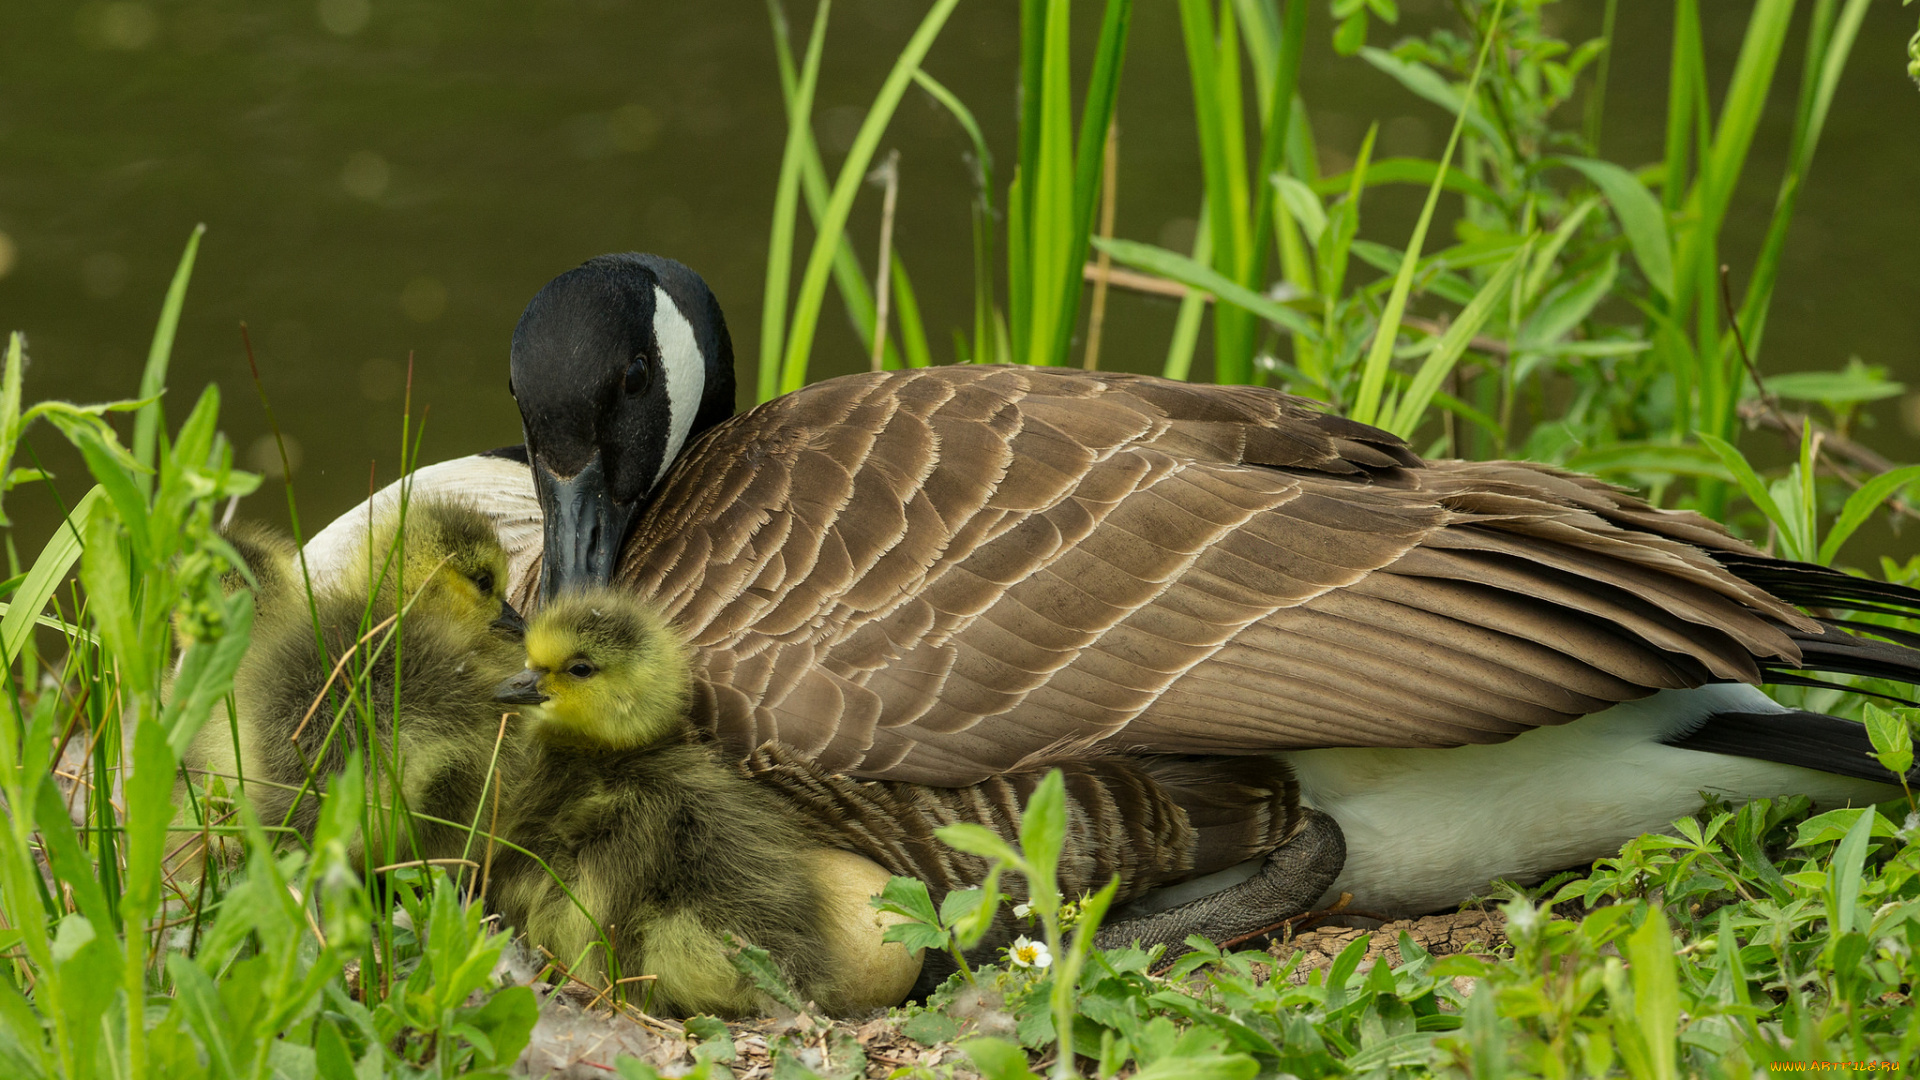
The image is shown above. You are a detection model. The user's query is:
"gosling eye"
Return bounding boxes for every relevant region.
[472,569,495,596]
[567,661,596,679]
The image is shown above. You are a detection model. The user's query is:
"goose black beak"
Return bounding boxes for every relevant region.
[493,669,549,705]
[491,600,526,638]
[534,451,638,601]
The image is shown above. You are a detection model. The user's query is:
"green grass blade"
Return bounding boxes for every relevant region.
[0,333,23,528]
[1671,0,1793,324]
[889,253,933,369]
[1738,0,1869,364]
[1162,200,1213,381]
[773,4,904,377]
[1043,0,1133,369]
[778,0,957,392]
[759,0,830,404]
[132,224,204,492]
[1387,239,1530,438]
[1178,0,1235,300]
[1522,197,1600,304]
[1095,236,1317,340]
[0,487,103,665]
[912,70,998,361]
[1358,47,1506,155]
[1698,432,1787,531]
[1309,156,1505,208]
[1349,0,1506,428]
[1559,157,1673,301]
[1008,0,1047,356]
[1022,0,1077,366]
[1818,463,1920,566]
[1240,0,1306,339]
[1662,0,1703,214]
[914,70,993,192]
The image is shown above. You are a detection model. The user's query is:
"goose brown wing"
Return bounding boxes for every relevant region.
[617,366,1813,784]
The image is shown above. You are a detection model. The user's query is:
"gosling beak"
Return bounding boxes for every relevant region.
[493,668,549,705]
[491,600,526,638]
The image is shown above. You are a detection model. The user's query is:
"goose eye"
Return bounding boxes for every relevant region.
[623,355,653,395]
[567,661,596,679]
[473,570,495,595]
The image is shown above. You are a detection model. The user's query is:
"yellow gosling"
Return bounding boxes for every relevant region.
[490,587,920,1017]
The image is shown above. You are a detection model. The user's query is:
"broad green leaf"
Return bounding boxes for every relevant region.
[1132,1056,1259,1080]
[1559,156,1674,299]
[934,822,1024,868]
[35,782,115,929]
[1018,770,1067,910]
[50,411,153,566]
[1862,704,1915,780]
[0,976,49,1079]
[1625,910,1678,1080]
[50,919,120,1080]
[119,719,181,932]
[167,953,241,1079]
[960,1037,1042,1080]
[462,986,539,1068]
[723,938,802,1012]
[872,875,938,924]
[1768,361,1905,406]
[1793,806,1898,848]
[160,591,257,758]
[1819,464,1920,565]
[938,884,990,928]
[1517,253,1617,353]
[1271,174,1327,246]
[881,919,950,955]
[1829,805,1878,938]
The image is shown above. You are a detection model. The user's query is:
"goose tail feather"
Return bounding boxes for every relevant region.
[1661,709,1918,786]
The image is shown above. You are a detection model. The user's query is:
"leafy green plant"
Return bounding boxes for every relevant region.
[0,235,539,1078]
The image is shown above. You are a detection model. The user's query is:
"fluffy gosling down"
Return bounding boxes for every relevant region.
[489,589,920,1017]
[183,497,527,865]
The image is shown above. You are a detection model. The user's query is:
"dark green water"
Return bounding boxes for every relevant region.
[2,0,1917,555]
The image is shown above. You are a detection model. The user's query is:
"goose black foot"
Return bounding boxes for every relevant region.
[1093,808,1345,961]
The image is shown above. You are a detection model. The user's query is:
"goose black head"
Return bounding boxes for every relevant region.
[509,254,735,601]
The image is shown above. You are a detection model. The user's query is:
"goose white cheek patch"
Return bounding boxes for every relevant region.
[652,284,705,490]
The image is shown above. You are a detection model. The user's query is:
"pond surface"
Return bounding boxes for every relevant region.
[2,0,1917,553]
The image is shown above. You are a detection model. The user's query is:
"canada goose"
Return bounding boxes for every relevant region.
[185,497,529,865]
[487,588,920,1016]
[387,255,1914,939]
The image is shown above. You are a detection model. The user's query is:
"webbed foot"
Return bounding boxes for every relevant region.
[1093,809,1345,960]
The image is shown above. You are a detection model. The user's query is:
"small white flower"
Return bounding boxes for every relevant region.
[1012,903,1032,919]
[1008,935,1052,970]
